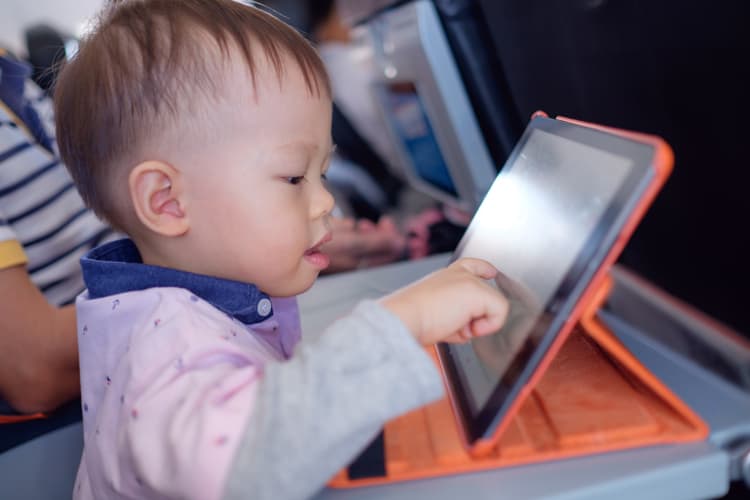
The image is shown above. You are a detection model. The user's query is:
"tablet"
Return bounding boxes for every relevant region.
[437,114,668,448]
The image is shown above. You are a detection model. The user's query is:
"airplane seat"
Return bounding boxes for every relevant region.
[430,0,523,167]
[344,0,524,167]
[475,0,750,336]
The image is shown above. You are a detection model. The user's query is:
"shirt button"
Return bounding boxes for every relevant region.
[257,298,272,317]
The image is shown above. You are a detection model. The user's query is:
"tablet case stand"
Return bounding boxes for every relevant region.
[330,275,709,487]
[330,115,709,487]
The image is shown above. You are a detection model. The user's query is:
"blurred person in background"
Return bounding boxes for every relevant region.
[0,46,118,422]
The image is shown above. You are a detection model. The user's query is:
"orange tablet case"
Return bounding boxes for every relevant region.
[329,115,709,487]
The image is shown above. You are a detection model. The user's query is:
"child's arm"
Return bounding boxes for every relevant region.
[222,258,508,500]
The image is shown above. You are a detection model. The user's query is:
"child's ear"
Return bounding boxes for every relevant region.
[129,160,189,237]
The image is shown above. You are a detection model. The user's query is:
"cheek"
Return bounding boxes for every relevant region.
[266,193,309,228]
[241,199,309,251]
[194,185,310,262]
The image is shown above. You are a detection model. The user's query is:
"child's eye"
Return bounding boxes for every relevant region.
[321,172,328,181]
[286,176,305,185]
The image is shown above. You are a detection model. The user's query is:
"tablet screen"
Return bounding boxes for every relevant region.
[439,117,655,442]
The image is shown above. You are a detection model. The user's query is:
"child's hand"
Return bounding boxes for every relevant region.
[380,258,510,346]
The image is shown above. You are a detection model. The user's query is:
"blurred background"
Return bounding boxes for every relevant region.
[1,0,749,498]
[0,0,100,55]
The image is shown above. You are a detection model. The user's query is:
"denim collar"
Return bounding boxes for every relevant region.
[80,239,273,325]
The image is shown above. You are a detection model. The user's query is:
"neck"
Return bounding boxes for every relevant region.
[130,233,183,271]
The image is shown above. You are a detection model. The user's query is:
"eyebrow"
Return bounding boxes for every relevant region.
[272,140,335,156]
[264,141,336,170]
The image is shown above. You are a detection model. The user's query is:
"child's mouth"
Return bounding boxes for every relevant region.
[304,232,332,270]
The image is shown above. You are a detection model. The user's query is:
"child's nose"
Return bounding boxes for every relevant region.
[311,182,335,219]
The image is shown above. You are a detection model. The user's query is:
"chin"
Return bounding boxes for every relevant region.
[294,273,320,295]
[266,271,320,297]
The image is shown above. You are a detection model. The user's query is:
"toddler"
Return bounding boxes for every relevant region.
[53,1,509,499]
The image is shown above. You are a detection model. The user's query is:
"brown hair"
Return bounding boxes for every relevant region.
[54,0,331,230]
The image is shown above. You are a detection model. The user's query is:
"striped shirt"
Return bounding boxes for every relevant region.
[0,55,118,306]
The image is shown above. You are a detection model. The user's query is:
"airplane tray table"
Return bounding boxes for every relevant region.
[1,255,747,499]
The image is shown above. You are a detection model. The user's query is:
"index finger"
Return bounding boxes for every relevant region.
[451,257,498,280]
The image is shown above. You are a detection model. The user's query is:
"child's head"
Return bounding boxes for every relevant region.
[55,0,336,296]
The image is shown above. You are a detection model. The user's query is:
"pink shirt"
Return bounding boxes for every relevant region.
[74,287,300,500]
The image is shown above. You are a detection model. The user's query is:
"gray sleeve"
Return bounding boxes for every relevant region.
[221,300,444,500]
